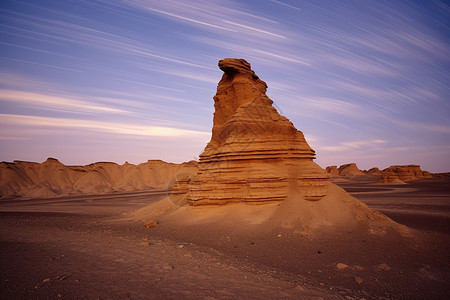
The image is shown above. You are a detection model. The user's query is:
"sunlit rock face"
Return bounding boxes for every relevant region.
[366,167,381,176]
[0,158,198,198]
[338,163,365,177]
[380,165,432,184]
[183,58,329,206]
[326,166,340,177]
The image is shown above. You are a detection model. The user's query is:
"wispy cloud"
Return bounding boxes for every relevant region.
[0,113,210,137]
[141,7,236,32]
[270,0,301,11]
[390,119,450,134]
[1,9,212,70]
[253,49,309,65]
[223,20,285,39]
[111,78,185,92]
[299,96,360,116]
[122,0,288,41]
[0,90,129,114]
[152,69,219,84]
[2,57,82,72]
[321,139,386,152]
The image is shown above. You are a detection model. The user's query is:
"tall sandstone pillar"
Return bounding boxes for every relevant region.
[177,58,329,205]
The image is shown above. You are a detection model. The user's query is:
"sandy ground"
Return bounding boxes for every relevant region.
[332,176,450,234]
[1,178,450,299]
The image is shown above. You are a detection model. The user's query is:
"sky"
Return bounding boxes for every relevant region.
[0,0,449,172]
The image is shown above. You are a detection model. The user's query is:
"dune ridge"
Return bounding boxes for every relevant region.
[0,158,197,199]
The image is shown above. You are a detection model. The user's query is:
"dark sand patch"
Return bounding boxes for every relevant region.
[1,178,450,299]
[333,177,450,234]
[0,212,340,299]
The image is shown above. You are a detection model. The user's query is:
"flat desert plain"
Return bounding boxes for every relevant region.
[1,177,449,299]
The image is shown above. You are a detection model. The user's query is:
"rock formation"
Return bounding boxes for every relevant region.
[126,58,411,236]
[379,165,432,184]
[326,166,340,177]
[172,58,329,206]
[338,163,365,177]
[0,158,197,199]
[365,167,381,176]
[326,163,366,177]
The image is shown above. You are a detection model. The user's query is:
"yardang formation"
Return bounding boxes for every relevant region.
[172,58,329,206]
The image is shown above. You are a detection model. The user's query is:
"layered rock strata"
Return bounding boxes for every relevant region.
[365,167,381,176]
[338,163,365,177]
[326,163,365,177]
[177,59,329,206]
[326,166,340,177]
[380,165,432,184]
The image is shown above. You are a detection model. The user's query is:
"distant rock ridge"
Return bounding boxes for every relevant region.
[0,158,198,199]
[325,163,433,184]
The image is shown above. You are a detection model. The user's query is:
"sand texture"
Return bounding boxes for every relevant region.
[1,177,449,299]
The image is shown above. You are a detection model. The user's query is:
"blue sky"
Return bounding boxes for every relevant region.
[0,0,449,172]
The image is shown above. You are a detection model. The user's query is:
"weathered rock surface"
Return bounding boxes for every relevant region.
[365,167,381,176]
[326,163,365,177]
[0,158,198,198]
[129,59,410,236]
[338,163,365,177]
[326,166,340,177]
[173,58,329,206]
[379,165,432,184]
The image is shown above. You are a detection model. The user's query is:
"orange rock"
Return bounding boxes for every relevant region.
[0,159,198,199]
[366,167,381,176]
[380,165,432,184]
[183,58,329,205]
[144,220,158,229]
[326,166,340,177]
[338,163,365,177]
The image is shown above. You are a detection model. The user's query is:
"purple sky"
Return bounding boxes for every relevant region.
[0,0,449,172]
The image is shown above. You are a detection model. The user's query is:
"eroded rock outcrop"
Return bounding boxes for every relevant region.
[365,167,381,176]
[326,163,365,177]
[338,163,365,177]
[128,59,410,236]
[326,166,340,177]
[379,165,432,184]
[173,58,329,206]
[0,158,198,198]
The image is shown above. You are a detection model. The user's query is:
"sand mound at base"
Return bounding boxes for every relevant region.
[123,182,408,236]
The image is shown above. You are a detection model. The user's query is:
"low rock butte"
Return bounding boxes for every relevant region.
[380,165,432,184]
[172,58,329,205]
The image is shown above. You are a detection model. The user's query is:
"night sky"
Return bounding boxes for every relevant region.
[1,0,449,172]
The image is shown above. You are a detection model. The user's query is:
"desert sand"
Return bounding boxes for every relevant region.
[1,59,449,299]
[1,177,449,299]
